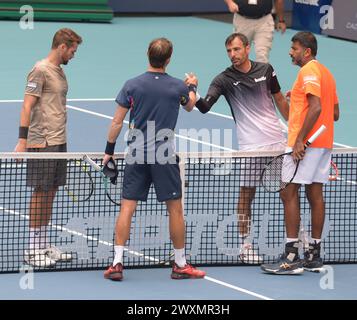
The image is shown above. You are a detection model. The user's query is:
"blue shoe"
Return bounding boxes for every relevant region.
[261,241,304,275]
[303,241,324,272]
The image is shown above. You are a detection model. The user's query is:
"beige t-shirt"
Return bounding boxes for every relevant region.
[25,59,68,147]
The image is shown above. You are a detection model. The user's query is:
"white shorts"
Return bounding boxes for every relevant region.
[282,148,331,185]
[240,142,286,187]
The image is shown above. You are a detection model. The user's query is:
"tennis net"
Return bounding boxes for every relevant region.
[0,149,356,273]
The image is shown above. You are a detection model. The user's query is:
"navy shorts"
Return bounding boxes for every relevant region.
[27,144,67,191]
[122,159,182,202]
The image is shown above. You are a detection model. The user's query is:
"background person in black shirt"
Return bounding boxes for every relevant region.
[224,0,286,63]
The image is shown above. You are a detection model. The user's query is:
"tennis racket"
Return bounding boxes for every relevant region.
[157,251,192,266]
[157,251,175,266]
[329,160,339,181]
[279,119,339,182]
[64,159,94,202]
[260,125,327,193]
[82,155,121,206]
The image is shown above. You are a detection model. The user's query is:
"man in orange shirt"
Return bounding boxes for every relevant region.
[261,31,339,275]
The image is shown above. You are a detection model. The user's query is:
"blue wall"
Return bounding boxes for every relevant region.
[108,0,292,13]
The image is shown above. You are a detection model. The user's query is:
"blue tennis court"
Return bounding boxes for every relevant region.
[1,14,357,301]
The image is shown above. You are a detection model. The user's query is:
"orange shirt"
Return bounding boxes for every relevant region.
[288,60,338,148]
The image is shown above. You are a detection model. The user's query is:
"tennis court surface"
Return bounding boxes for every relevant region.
[1,15,357,301]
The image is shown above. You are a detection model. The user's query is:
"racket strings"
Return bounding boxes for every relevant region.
[261,155,286,192]
[103,168,123,206]
[65,160,94,202]
[329,161,339,181]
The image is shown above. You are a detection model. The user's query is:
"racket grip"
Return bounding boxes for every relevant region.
[306,125,326,146]
[83,154,102,172]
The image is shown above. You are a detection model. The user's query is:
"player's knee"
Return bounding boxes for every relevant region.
[280,188,294,203]
[306,190,324,205]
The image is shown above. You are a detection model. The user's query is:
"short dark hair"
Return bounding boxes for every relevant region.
[147,38,173,68]
[52,28,82,49]
[291,31,318,56]
[225,33,249,47]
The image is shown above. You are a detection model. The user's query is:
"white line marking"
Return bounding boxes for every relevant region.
[336,177,357,185]
[0,99,23,103]
[1,100,356,184]
[0,206,158,262]
[67,98,115,102]
[333,142,353,148]
[66,105,113,120]
[204,276,273,300]
[0,98,354,148]
[0,98,115,103]
[66,104,236,152]
[1,205,272,299]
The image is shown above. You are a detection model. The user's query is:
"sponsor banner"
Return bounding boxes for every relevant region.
[292,0,333,34]
[322,0,357,41]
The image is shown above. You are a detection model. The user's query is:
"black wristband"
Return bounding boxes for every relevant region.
[188,84,197,93]
[105,141,116,155]
[196,98,211,114]
[19,126,29,139]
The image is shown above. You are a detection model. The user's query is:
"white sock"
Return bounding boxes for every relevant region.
[311,238,321,244]
[286,238,299,243]
[29,227,41,250]
[112,245,124,266]
[174,248,186,268]
[39,226,48,249]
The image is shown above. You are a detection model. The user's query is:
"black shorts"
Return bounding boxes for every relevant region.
[122,159,182,202]
[26,144,67,191]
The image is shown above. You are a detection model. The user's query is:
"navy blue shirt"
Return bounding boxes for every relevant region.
[116,71,189,163]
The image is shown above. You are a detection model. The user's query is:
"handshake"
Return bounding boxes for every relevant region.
[184,72,200,100]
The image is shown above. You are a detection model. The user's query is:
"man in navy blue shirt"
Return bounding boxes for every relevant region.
[103,38,206,281]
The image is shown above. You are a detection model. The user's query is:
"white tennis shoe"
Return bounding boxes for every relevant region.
[45,246,73,262]
[24,246,72,267]
[24,249,56,268]
[239,243,263,264]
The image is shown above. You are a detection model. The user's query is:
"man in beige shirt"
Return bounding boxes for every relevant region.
[15,28,82,267]
[224,0,286,63]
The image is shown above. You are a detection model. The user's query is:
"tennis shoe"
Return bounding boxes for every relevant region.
[171,263,206,279]
[104,263,123,281]
[45,246,73,262]
[239,243,263,264]
[261,241,304,275]
[24,249,57,268]
[304,241,324,272]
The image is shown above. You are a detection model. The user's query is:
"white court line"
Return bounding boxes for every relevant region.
[0,98,115,103]
[0,97,354,149]
[204,276,273,300]
[2,98,354,176]
[6,98,357,300]
[0,205,272,300]
[66,105,113,120]
[0,99,23,103]
[66,104,236,152]
[336,177,357,185]
[67,98,115,102]
[66,103,357,185]
[0,206,158,262]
